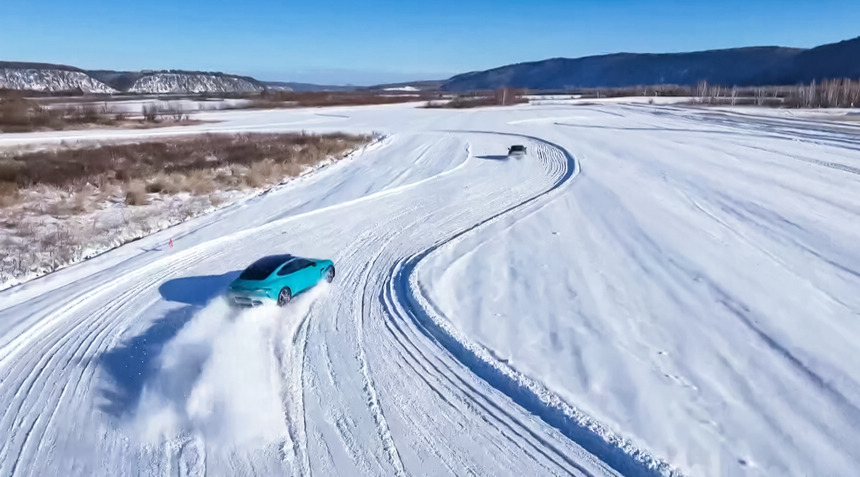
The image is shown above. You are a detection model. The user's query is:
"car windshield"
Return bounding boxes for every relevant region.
[510,145,525,151]
[239,254,293,280]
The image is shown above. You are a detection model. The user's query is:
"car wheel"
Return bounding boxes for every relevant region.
[277,287,292,307]
[325,266,335,283]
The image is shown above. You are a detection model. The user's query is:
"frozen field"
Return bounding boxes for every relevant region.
[0,102,859,476]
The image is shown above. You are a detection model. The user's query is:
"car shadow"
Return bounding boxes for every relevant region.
[476,155,510,161]
[158,270,241,306]
[96,305,197,417]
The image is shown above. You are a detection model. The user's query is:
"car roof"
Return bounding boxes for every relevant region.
[254,254,294,267]
[238,254,295,280]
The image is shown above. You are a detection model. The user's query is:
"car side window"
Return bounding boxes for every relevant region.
[294,259,313,270]
[277,259,313,275]
[277,261,303,276]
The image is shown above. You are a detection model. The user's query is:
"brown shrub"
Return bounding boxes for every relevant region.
[145,179,165,193]
[142,104,160,122]
[72,189,90,213]
[208,193,225,207]
[248,90,430,109]
[0,98,37,131]
[186,169,215,194]
[0,159,21,183]
[423,88,527,109]
[245,160,275,188]
[0,181,19,207]
[124,180,148,205]
[0,97,120,132]
[281,162,304,178]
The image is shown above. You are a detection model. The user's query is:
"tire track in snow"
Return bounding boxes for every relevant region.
[357,231,407,476]
[375,142,594,476]
[330,203,426,475]
[1,126,666,476]
[299,136,579,475]
[308,235,383,474]
[0,248,223,475]
[0,137,464,474]
[339,136,587,476]
[0,131,559,476]
[386,133,682,477]
[377,140,604,476]
[276,303,312,476]
[379,278,582,477]
[3,237,252,477]
[336,132,613,475]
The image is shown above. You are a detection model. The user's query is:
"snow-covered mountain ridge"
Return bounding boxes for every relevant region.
[0,62,265,94]
[0,63,116,93]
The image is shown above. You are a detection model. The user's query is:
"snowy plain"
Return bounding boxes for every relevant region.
[0,101,859,476]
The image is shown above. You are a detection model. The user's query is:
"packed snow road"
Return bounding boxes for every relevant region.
[1,103,859,477]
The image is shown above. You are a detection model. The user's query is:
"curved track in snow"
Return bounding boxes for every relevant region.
[2,103,860,476]
[0,121,637,476]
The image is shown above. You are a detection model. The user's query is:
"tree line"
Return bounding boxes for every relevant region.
[696,79,860,108]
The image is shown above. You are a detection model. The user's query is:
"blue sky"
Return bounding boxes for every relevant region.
[2,0,859,85]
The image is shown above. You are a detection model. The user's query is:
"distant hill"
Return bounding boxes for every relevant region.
[126,71,263,94]
[785,37,860,84]
[0,63,375,95]
[0,61,115,93]
[88,70,265,94]
[0,64,267,94]
[8,36,858,96]
[441,36,860,92]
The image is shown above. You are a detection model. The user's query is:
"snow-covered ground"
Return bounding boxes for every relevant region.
[0,102,859,477]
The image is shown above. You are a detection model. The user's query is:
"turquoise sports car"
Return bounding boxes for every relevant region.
[227,254,335,307]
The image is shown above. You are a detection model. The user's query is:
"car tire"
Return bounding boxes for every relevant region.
[325,266,335,283]
[277,287,292,307]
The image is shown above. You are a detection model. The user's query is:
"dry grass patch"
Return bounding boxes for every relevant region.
[0,181,19,207]
[0,132,372,289]
[0,92,202,132]
[1,132,369,190]
[247,90,432,109]
[424,88,527,109]
[124,180,148,205]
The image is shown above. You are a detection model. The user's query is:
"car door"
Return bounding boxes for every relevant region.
[292,259,317,293]
[276,259,305,292]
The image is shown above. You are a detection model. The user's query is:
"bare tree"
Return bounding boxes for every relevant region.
[142,104,159,122]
